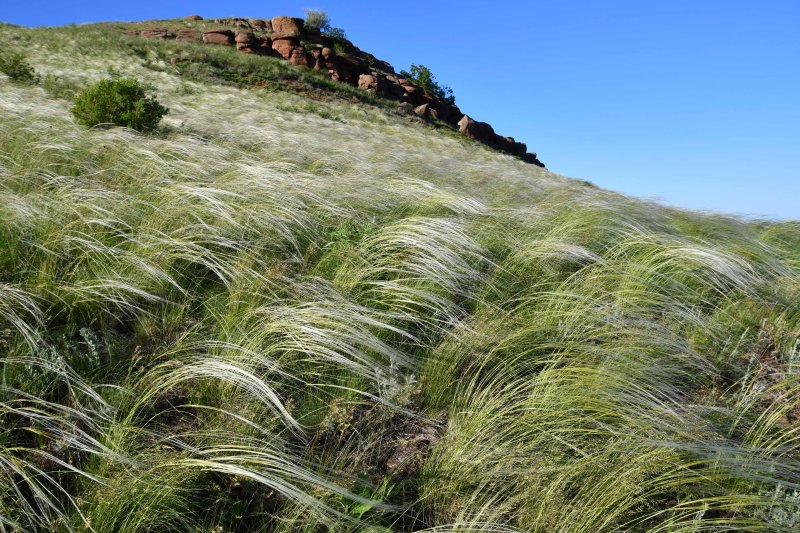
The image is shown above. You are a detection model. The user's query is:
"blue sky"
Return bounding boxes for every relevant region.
[2,1,798,220]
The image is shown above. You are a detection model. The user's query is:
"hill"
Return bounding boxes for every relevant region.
[1,14,799,533]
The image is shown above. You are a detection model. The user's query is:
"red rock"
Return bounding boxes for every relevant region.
[495,135,515,153]
[122,30,139,38]
[309,49,324,70]
[235,31,254,43]
[458,115,496,144]
[303,27,324,45]
[186,15,203,21]
[358,74,379,91]
[523,153,545,167]
[203,30,235,45]
[414,104,439,120]
[441,103,462,126]
[140,28,175,40]
[271,16,304,38]
[271,38,295,59]
[176,28,200,42]
[321,47,335,59]
[288,48,310,67]
[248,18,268,29]
[383,76,407,98]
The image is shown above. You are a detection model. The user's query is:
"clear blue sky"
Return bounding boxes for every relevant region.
[3,1,798,220]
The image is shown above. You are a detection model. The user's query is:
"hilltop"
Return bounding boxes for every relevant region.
[0,13,799,533]
[112,14,545,166]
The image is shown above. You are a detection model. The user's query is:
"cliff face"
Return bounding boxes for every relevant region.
[125,15,545,167]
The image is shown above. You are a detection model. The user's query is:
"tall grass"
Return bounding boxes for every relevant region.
[0,21,798,532]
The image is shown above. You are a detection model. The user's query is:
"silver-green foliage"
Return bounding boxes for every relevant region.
[0,21,798,533]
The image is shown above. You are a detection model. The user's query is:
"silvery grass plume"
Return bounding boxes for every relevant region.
[0,21,799,532]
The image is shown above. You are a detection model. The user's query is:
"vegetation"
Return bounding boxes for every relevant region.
[0,50,38,83]
[400,64,456,105]
[305,8,348,41]
[71,77,168,131]
[304,8,332,31]
[0,18,799,533]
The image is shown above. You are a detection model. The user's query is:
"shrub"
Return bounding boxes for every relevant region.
[304,9,331,32]
[0,51,38,84]
[71,78,168,131]
[399,64,455,105]
[325,27,348,40]
[304,8,348,40]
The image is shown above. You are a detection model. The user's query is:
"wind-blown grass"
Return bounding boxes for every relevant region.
[0,20,798,532]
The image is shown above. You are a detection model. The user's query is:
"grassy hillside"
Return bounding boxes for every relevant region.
[1,20,800,532]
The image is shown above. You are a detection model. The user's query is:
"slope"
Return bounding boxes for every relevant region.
[1,18,800,533]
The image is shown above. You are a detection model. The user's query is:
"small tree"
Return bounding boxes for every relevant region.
[71,78,168,132]
[399,64,455,105]
[0,51,38,84]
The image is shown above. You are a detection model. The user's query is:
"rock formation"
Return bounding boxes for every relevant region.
[129,15,544,167]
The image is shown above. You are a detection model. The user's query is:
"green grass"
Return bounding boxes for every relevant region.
[0,19,799,533]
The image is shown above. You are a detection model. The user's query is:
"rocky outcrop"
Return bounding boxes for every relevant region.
[122,14,544,166]
[248,18,269,30]
[176,28,200,42]
[269,16,309,66]
[140,28,175,40]
[270,16,304,39]
[203,30,235,46]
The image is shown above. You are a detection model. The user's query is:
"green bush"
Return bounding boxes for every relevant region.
[325,27,348,40]
[304,9,331,32]
[304,8,348,40]
[0,51,38,84]
[399,64,455,105]
[71,78,168,131]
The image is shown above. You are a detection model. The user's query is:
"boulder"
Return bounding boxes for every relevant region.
[309,49,324,70]
[383,75,407,99]
[122,30,139,38]
[176,28,200,42]
[271,38,296,59]
[358,74,379,92]
[495,135,515,153]
[336,55,367,84]
[414,103,440,121]
[186,15,203,21]
[508,139,528,157]
[235,31,254,43]
[458,115,497,145]
[439,103,462,126]
[523,153,545,167]
[271,16,304,39]
[398,79,419,100]
[258,37,272,53]
[236,32,260,53]
[140,28,175,40]
[248,18,268,30]
[288,48,310,67]
[397,102,414,115]
[203,30,235,46]
[303,27,324,45]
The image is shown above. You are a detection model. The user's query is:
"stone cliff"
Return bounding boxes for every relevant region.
[126,15,545,167]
